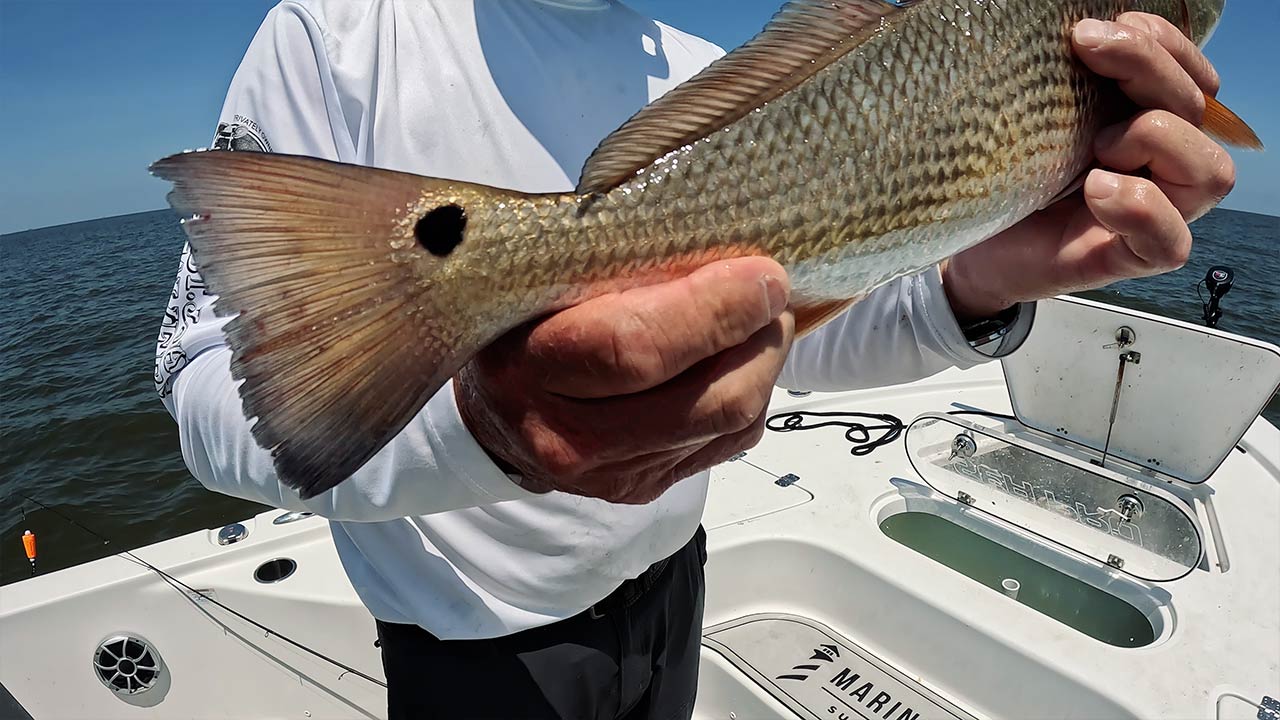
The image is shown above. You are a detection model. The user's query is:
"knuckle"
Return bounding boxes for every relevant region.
[742,417,767,449]
[1122,13,1175,52]
[1128,110,1169,146]
[714,295,769,347]
[716,390,765,434]
[1187,87,1207,123]
[1152,237,1192,272]
[1118,12,1163,35]
[1209,151,1237,198]
[1140,109,1172,134]
[603,486,632,504]
[1127,24,1157,57]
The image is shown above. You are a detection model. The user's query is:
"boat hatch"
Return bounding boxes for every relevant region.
[905,412,1202,582]
[703,614,977,720]
[1000,296,1280,485]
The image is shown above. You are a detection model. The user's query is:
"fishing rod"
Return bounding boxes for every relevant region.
[9,492,386,689]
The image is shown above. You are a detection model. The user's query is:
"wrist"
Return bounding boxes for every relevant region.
[453,371,552,494]
[940,256,1017,322]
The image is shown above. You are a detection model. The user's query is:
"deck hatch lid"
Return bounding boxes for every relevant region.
[905,413,1202,582]
[1000,296,1280,485]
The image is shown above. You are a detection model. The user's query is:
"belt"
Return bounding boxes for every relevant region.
[587,526,704,620]
[587,554,674,620]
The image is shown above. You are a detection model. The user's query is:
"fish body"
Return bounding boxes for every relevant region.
[153,0,1256,498]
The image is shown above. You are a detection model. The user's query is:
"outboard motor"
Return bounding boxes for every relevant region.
[1200,265,1235,328]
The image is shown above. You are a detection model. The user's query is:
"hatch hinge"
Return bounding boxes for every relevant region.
[1259,695,1279,720]
[775,473,800,488]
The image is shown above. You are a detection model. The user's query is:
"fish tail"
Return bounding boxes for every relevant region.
[151,150,540,498]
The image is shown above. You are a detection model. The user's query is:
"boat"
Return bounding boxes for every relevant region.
[2,294,1278,720]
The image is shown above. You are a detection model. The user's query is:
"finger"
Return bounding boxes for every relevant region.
[667,411,769,490]
[575,311,794,455]
[529,257,790,398]
[1116,12,1220,95]
[1073,18,1204,123]
[586,408,774,505]
[649,310,793,444]
[554,430,725,503]
[1075,170,1192,278]
[1095,111,1235,221]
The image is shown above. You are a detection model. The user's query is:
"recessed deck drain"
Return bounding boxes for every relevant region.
[94,634,163,696]
[254,557,297,583]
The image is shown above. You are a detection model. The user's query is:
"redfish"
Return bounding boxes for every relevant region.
[152,0,1259,498]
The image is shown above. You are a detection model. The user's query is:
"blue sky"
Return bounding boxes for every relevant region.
[1,0,1275,234]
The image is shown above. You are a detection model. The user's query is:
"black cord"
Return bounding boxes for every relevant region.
[1196,279,1216,325]
[765,411,904,456]
[11,492,386,689]
[764,407,1019,459]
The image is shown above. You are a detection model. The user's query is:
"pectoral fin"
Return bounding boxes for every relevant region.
[793,297,862,338]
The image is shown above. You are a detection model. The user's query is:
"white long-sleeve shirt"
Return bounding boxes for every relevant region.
[155,0,1032,639]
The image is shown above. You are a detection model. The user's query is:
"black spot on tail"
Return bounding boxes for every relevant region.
[415,204,466,257]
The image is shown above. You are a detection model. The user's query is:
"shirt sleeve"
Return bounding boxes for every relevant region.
[154,2,532,521]
[778,266,1036,392]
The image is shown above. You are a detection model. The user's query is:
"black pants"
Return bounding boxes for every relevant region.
[377,526,707,720]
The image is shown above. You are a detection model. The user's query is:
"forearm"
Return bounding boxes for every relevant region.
[171,347,532,521]
[779,267,1033,392]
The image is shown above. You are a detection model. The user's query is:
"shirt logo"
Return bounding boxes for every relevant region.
[212,115,272,152]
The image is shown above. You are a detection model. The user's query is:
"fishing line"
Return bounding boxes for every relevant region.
[9,492,387,689]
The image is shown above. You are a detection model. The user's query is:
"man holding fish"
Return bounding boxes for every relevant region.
[153,0,1252,717]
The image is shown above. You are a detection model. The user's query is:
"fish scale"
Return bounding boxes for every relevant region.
[151,0,1258,498]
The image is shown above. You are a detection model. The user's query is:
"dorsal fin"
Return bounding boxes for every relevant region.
[575,0,922,195]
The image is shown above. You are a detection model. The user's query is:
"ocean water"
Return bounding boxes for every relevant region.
[1,208,1277,585]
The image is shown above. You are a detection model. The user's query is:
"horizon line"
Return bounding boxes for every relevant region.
[2,202,1277,238]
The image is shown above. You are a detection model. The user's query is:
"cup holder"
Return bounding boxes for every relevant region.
[254,558,297,584]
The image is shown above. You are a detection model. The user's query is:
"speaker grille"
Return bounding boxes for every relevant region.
[93,635,162,695]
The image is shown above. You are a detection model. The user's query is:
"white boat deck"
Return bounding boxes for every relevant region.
[2,299,1278,720]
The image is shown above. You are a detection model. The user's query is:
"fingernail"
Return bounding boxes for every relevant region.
[762,275,788,317]
[1075,19,1110,48]
[1095,123,1124,151]
[1085,170,1121,200]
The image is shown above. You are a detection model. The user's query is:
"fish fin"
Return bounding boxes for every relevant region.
[575,0,923,194]
[793,297,862,338]
[1203,95,1263,150]
[151,150,529,499]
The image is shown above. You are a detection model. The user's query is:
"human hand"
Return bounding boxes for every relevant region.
[455,258,794,504]
[941,13,1237,321]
